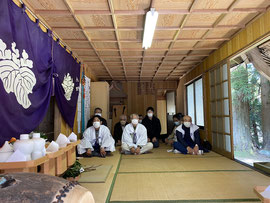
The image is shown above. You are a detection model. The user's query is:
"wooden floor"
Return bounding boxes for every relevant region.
[79,144,270,203]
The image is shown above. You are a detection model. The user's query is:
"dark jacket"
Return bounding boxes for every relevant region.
[176,125,201,148]
[86,116,107,128]
[113,122,128,142]
[142,115,161,139]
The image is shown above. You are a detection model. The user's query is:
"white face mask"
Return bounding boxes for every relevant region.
[139,120,142,123]
[184,122,191,128]
[132,119,139,125]
[93,121,101,129]
[95,113,102,117]
[147,113,153,118]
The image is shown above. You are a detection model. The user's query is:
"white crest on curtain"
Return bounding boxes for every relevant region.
[62,73,74,101]
[0,39,36,109]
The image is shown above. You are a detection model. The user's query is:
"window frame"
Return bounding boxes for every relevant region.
[185,77,205,129]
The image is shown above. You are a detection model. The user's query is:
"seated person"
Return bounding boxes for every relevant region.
[77,115,115,157]
[142,107,161,148]
[122,114,153,155]
[113,114,128,146]
[86,107,107,128]
[138,114,143,124]
[173,115,203,155]
[165,113,183,146]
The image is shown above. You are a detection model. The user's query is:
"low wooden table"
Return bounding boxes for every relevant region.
[0,140,81,176]
[0,156,49,174]
[254,186,270,203]
[67,140,80,167]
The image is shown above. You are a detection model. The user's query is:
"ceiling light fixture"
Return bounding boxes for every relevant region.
[142,8,159,49]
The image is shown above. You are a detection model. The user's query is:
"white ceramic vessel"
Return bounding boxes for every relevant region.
[13,134,34,161]
[31,133,46,160]
[56,133,70,148]
[46,141,59,152]
[0,141,13,162]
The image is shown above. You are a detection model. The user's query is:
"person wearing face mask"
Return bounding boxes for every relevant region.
[165,113,183,146]
[113,114,128,146]
[77,115,115,157]
[121,114,153,155]
[86,107,107,128]
[142,107,161,148]
[138,115,143,124]
[173,115,203,155]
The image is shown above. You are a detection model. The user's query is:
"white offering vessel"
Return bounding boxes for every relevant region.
[68,132,77,142]
[0,141,14,162]
[56,133,70,148]
[13,134,34,161]
[31,133,46,160]
[46,141,59,153]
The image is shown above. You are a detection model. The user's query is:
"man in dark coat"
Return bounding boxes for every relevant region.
[87,107,107,128]
[142,107,161,148]
[113,114,128,146]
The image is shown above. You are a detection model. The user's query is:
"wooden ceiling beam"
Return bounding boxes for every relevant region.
[52,25,244,31]
[72,48,216,52]
[32,8,263,16]
[107,0,127,81]
[89,38,230,43]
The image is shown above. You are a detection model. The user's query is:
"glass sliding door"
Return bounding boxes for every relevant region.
[186,78,205,127]
[209,61,234,159]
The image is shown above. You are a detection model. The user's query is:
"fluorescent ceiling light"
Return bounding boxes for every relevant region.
[142,8,159,49]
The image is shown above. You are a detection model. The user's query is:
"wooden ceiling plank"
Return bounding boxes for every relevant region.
[163,0,203,81]
[152,0,196,80]
[107,0,127,80]
[62,0,114,80]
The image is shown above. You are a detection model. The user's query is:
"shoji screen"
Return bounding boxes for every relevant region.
[209,61,234,159]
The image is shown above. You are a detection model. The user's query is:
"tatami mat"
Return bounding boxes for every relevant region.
[118,157,251,173]
[78,152,121,203]
[78,144,269,203]
[110,171,269,202]
[121,150,222,159]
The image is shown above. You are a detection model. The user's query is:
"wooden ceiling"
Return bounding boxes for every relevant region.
[23,0,270,81]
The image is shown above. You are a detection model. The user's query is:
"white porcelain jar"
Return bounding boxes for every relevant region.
[31,133,46,160]
[0,141,13,162]
[13,134,34,161]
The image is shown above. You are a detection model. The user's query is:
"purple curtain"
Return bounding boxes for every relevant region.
[53,41,81,129]
[0,0,53,146]
[0,0,81,147]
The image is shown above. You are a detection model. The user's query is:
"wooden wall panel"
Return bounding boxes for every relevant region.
[122,81,177,118]
[157,100,167,135]
[123,82,156,117]
[90,82,110,121]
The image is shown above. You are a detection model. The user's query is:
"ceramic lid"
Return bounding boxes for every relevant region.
[20,134,29,140]
[33,133,40,139]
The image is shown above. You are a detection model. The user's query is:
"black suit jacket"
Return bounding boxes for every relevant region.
[113,122,128,142]
[142,115,161,139]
